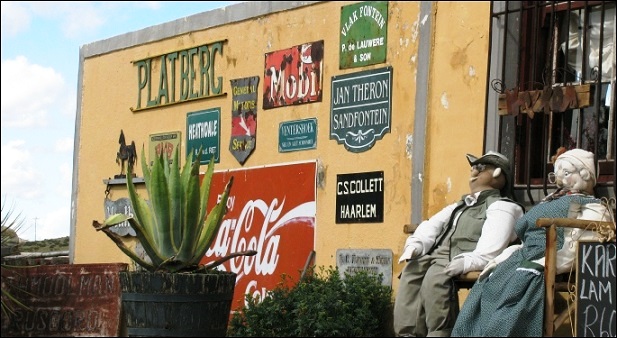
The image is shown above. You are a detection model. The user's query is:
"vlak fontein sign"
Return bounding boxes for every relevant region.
[330,66,392,152]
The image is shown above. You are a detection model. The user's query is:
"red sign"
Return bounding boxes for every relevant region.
[200,161,316,311]
[263,40,324,109]
[0,263,127,337]
[230,76,259,165]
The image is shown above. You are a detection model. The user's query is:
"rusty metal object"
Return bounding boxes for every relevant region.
[1,263,127,337]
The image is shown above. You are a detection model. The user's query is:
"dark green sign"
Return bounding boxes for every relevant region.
[279,118,318,152]
[186,108,220,164]
[330,66,392,153]
[340,1,388,69]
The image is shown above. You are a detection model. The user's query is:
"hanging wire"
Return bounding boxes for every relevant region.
[105,180,112,199]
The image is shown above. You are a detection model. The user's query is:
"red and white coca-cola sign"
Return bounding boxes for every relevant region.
[200,161,316,311]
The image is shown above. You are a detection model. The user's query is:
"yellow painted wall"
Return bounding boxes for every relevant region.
[424,1,491,217]
[72,1,491,296]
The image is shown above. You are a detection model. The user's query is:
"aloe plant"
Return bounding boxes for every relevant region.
[93,146,243,273]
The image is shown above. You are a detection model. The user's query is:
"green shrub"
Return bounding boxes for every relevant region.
[227,265,393,337]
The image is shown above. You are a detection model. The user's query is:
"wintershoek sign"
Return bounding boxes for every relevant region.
[330,66,392,152]
[575,241,616,337]
[336,171,384,223]
[279,118,317,152]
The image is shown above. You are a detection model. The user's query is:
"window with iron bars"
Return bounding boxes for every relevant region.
[487,1,615,203]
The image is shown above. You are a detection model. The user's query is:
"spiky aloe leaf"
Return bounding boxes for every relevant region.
[198,155,216,237]
[92,220,156,271]
[189,176,233,266]
[126,160,166,268]
[174,149,205,263]
[147,149,174,258]
[167,148,183,251]
[93,144,241,273]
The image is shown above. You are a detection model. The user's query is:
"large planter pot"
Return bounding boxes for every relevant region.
[119,271,237,337]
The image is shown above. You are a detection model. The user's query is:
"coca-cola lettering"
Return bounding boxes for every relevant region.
[207,198,282,279]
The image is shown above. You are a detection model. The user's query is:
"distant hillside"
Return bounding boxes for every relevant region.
[19,236,69,253]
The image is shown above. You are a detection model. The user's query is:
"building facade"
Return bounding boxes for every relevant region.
[71,1,615,308]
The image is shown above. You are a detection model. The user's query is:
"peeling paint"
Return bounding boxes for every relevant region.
[468,65,476,77]
[410,55,416,63]
[418,172,423,182]
[412,16,421,43]
[399,37,410,48]
[317,158,326,189]
[446,177,452,192]
[406,134,413,159]
[441,92,449,109]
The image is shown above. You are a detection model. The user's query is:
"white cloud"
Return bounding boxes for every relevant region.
[133,1,163,10]
[56,162,73,197]
[1,56,66,128]
[58,3,106,38]
[0,2,31,37]
[54,137,74,153]
[33,207,71,241]
[0,140,42,200]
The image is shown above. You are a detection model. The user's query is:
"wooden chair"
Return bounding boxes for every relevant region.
[536,217,616,337]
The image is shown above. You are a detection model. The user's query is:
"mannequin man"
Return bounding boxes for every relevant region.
[393,151,524,337]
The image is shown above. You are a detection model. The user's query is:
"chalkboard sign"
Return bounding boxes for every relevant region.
[576,241,616,337]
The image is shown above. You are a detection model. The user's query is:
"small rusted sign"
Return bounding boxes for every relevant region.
[1,263,127,337]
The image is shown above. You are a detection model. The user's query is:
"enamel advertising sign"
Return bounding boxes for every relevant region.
[186,108,220,164]
[336,170,384,223]
[148,131,181,166]
[279,118,318,152]
[263,40,324,109]
[330,66,392,152]
[230,76,259,165]
[340,1,388,69]
[200,161,317,312]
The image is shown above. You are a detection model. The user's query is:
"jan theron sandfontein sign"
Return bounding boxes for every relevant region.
[336,249,392,287]
[1,263,127,337]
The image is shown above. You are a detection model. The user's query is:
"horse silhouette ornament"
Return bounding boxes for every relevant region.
[115,129,137,179]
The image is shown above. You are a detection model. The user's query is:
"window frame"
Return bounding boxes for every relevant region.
[486,1,616,204]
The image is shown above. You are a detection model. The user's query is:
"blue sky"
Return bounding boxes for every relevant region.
[1,1,236,241]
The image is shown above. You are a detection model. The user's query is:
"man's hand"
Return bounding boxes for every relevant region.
[478,259,497,281]
[444,257,465,276]
[398,241,422,263]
